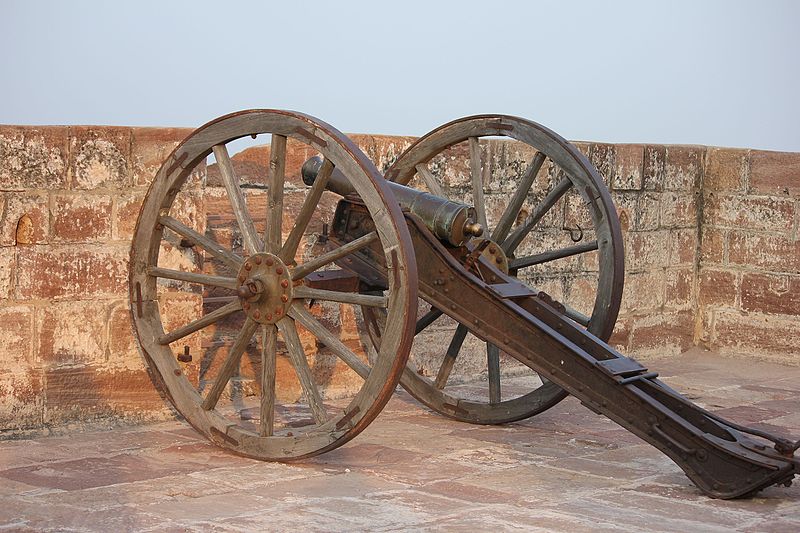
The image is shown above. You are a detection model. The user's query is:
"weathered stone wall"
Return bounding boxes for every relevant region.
[1,124,798,434]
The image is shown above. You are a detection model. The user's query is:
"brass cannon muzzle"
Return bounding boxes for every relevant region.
[301,156,483,246]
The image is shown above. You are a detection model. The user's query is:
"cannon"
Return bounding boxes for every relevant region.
[129,109,799,499]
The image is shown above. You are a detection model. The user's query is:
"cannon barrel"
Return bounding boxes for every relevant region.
[301,156,483,246]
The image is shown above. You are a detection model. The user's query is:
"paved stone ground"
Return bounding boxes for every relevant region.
[1,349,799,532]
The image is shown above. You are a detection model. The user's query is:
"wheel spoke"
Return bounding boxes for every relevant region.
[280,157,334,263]
[158,299,241,345]
[147,267,238,290]
[159,215,243,272]
[491,152,546,242]
[201,317,258,411]
[289,302,370,379]
[293,286,388,307]
[415,163,445,198]
[415,308,443,335]
[503,176,572,253]
[468,137,487,228]
[487,343,501,404]
[508,240,599,270]
[265,134,287,254]
[260,324,277,436]
[291,231,378,281]
[434,324,469,389]
[277,318,328,425]
[212,144,264,255]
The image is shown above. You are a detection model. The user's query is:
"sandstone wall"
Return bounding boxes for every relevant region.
[1,124,798,434]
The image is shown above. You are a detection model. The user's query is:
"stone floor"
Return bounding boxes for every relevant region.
[1,349,799,532]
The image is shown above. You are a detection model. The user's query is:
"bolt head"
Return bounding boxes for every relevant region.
[254,256,262,265]
[266,257,274,266]
[276,267,284,275]
[253,310,261,319]
[281,294,289,302]
[281,279,289,288]
[244,263,252,271]
[266,313,273,321]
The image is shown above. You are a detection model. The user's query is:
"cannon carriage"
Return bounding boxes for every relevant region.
[129,109,799,498]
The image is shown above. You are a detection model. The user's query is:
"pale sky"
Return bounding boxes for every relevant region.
[2,0,798,151]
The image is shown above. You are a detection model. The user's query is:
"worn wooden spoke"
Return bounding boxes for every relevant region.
[293,286,388,307]
[415,308,443,335]
[415,163,445,198]
[289,303,370,379]
[487,343,501,404]
[434,324,469,390]
[508,240,599,270]
[491,152,546,242]
[503,177,572,253]
[565,305,590,327]
[212,144,264,255]
[147,267,238,290]
[277,318,328,425]
[280,157,334,263]
[265,134,287,254]
[291,231,378,281]
[159,215,242,271]
[158,299,241,345]
[260,325,277,436]
[201,318,258,411]
[468,137,487,228]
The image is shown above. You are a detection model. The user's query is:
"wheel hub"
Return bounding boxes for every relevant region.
[236,253,293,324]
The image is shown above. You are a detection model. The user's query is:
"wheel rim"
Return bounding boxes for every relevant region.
[129,109,417,459]
[377,114,624,424]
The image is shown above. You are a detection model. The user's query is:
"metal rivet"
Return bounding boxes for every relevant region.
[244,263,252,271]
[281,295,289,302]
[281,280,289,288]
[266,313,273,321]
[254,256,262,265]
[275,308,282,315]
[254,310,261,319]
[276,267,284,275]
[266,257,274,266]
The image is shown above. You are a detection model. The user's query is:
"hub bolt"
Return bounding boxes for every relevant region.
[254,311,261,319]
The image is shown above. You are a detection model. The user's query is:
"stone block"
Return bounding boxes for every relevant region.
[660,192,696,228]
[636,192,660,231]
[642,145,666,191]
[69,126,131,190]
[749,150,800,197]
[589,143,614,188]
[51,193,112,242]
[740,273,800,316]
[0,305,33,368]
[107,301,140,368]
[704,147,747,192]
[611,144,644,191]
[665,268,693,310]
[629,311,694,357]
[611,191,637,233]
[16,244,128,300]
[620,270,664,314]
[0,247,13,300]
[699,227,725,264]
[728,231,800,273]
[626,231,669,271]
[131,127,194,187]
[664,145,703,191]
[698,269,737,307]
[668,228,697,266]
[36,300,108,366]
[711,310,800,362]
[0,192,49,245]
[112,190,145,240]
[0,369,44,430]
[704,194,794,232]
[0,126,69,191]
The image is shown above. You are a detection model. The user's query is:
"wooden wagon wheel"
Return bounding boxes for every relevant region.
[129,110,417,460]
[365,114,624,424]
